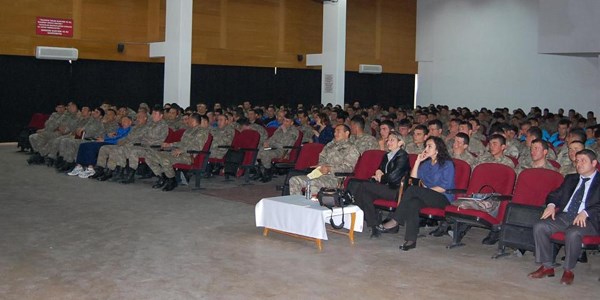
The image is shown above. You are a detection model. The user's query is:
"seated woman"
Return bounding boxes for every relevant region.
[379,136,455,251]
[312,112,334,145]
[346,131,410,238]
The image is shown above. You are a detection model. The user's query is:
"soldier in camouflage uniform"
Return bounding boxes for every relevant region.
[93,111,149,180]
[209,114,236,160]
[27,103,66,164]
[405,125,429,154]
[50,106,91,168]
[398,119,413,145]
[56,107,106,171]
[289,124,360,196]
[474,134,515,168]
[117,108,169,184]
[515,139,558,175]
[377,120,395,151]
[457,121,486,156]
[254,112,300,182]
[297,110,315,144]
[37,102,80,165]
[349,115,378,154]
[450,133,476,167]
[558,141,585,176]
[518,126,557,166]
[146,114,210,191]
[556,128,587,168]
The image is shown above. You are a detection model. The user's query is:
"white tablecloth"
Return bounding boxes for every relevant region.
[255,195,364,240]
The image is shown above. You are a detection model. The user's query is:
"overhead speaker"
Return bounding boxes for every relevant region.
[35,46,78,61]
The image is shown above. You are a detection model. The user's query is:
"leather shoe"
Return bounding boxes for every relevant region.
[370,226,381,239]
[528,266,555,279]
[560,270,574,285]
[399,241,416,251]
[375,224,399,234]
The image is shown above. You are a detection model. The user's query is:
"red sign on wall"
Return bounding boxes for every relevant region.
[36,17,73,37]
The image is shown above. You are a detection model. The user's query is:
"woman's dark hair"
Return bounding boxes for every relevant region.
[317,112,331,126]
[426,136,452,166]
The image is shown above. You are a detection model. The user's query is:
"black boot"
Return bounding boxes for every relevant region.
[138,163,154,179]
[120,167,136,184]
[261,167,273,183]
[251,165,264,181]
[89,167,104,179]
[109,166,124,182]
[98,169,114,181]
[370,226,381,239]
[152,173,167,189]
[162,177,178,191]
[45,157,55,167]
[54,156,65,169]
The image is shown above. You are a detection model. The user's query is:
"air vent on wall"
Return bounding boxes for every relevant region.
[35,46,79,61]
[358,64,382,74]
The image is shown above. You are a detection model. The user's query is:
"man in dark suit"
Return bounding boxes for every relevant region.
[528,149,599,285]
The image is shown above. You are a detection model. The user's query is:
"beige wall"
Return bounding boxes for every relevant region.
[0,0,416,73]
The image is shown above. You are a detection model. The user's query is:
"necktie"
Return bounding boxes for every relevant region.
[566,177,590,221]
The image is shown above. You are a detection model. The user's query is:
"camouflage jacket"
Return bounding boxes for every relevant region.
[350,133,379,154]
[318,139,360,175]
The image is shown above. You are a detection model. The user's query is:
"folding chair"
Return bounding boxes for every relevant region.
[275,143,325,196]
[444,163,516,248]
[173,134,213,190]
[271,131,304,176]
[494,168,563,258]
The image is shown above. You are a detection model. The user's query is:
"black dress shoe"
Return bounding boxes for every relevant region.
[89,167,104,179]
[370,226,381,239]
[376,224,400,234]
[98,169,113,181]
[153,174,167,189]
[399,241,417,251]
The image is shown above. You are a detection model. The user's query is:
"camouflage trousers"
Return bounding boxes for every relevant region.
[146,150,192,178]
[121,145,156,170]
[209,147,228,160]
[58,138,87,162]
[289,174,339,197]
[257,148,285,169]
[29,131,61,155]
[96,145,124,170]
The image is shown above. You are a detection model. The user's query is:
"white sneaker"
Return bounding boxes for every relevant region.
[78,167,96,178]
[68,165,84,176]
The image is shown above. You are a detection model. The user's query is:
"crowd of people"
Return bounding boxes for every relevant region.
[23,100,600,284]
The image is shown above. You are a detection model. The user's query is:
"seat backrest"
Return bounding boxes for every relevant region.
[468,163,516,222]
[28,113,50,129]
[164,128,186,143]
[507,156,519,167]
[408,153,418,169]
[235,129,261,175]
[467,163,516,196]
[192,134,213,168]
[548,159,561,169]
[452,158,471,191]
[294,143,325,171]
[512,168,563,207]
[352,150,386,180]
[283,131,304,163]
[266,127,277,137]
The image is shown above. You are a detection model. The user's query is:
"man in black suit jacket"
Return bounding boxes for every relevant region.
[528,149,599,285]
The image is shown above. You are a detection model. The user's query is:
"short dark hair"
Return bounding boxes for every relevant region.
[236,117,250,126]
[459,120,473,130]
[398,118,412,128]
[568,128,586,142]
[527,126,543,140]
[427,119,443,130]
[531,138,549,150]
[489,133,506,145]
[455,132,470,145]
[152,107,164,115]
[414,124,429,135]
[380,120,395,131]
[350,115,365,128]
[576,149,597,162]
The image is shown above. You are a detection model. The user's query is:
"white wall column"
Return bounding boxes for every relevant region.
[306,0,347,107]
[149,0,193,108]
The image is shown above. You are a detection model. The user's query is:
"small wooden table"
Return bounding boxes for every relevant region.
[255,195,364,250]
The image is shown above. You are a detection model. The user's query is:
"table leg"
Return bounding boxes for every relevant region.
[349,212,356,244]
[263,228,269,236]
[316,239,322,251]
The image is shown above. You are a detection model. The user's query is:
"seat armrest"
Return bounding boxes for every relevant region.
[150,145,162,149]
[334,172,354,177]
[217,145,232,149]
[445,189,467,194]
[133,143,142,146]
[240,148,259,152]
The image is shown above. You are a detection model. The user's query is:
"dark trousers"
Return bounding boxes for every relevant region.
[391,186,450,242]
[347,179,398,227]
[533,213,598,271]
[76,142,110,166]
